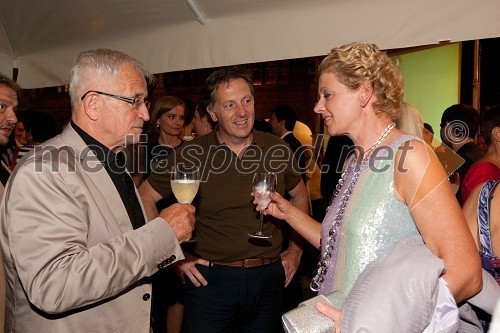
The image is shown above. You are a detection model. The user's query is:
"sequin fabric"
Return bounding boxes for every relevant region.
[478,180,500,285]
[318,135,420,297]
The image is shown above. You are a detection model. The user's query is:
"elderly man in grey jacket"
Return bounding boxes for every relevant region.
[0,49,195,333]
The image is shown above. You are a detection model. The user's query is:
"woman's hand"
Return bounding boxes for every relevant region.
[261,191,295,221]
[316,302,341,333]
[262,190,322,249]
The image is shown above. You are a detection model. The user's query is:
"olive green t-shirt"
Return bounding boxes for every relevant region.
[147,129,302,261]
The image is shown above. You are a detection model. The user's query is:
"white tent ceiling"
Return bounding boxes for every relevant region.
[1,0,500,89]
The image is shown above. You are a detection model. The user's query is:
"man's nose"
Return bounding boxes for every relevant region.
[6,108,18,124]
[139,105,150,121]
[235,103,248,116]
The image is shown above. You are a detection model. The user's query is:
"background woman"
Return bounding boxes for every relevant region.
[264,42,481,331]
[134,95,186,185]
[192,100,216,137]
[139,95,187,333]
[178,98,196,141]
[1,110,58,171]
[463,180,500,330]
[461,105,500,204]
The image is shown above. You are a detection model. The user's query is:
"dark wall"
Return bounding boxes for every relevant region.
[19,58,320,132]
[19,37,500,135]
[20,57,322,135]
[150,58,321,131]
[460,37,500,111]
[478,38,500,109]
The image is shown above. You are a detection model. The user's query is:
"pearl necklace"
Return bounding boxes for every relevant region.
[310,122,396,292]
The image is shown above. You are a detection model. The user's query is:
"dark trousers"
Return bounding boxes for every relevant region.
[182,261,286,333]
[151,268,183,333]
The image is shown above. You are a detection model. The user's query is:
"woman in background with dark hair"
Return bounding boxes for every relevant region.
[179,98,196,141]
[140,96,188,333]
[193,100,216,137]
[1,110,58,171]
[461,105,500,204]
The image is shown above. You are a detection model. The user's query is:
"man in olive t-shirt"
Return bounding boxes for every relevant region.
[138,67,309,333]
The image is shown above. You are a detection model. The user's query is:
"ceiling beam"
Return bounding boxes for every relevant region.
[0,8,18,80]
[185,0,207,25]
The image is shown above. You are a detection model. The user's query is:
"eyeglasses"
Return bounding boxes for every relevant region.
[80,90,150,110]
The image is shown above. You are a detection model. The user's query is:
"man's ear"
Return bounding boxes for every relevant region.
[201,116,209,125]
[207,106,217,122]
[279,119,286,129]
[492,127,500,142]
[82,93,100,121]
[360,83,373,108]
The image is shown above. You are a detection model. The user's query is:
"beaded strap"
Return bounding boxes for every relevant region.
[310,122,396,292]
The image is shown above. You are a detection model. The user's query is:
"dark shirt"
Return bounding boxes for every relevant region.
[147,129,302,261]
[320,135,354,202]
[0,160,10,186]
[282,132,307,181]
[144,139,184,180]
[72,122,145,229]
[145,139,184,211]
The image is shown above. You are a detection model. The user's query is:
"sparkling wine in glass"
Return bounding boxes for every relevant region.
[171,164,200,204]
[249,172,276,239]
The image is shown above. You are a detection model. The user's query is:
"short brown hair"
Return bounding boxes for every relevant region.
[204,67,254,109]
[0,73,22,96]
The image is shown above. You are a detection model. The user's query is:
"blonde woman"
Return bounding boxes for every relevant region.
[264,42,482,331]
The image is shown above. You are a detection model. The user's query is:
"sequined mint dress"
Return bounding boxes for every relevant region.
[318,135,420,305]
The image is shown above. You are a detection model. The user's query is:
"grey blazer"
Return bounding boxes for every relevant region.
[0,124,184,332]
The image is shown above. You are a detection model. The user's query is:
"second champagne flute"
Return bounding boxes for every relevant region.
[249,172,276,239]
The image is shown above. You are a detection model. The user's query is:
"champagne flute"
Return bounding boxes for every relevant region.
[171,164,200,243]
[171,164,200,204]
[248,172,276,239]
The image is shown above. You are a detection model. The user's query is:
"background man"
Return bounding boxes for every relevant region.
[439,103,484,205]
[269,104,307,180]
[0,74,19,194]
[0,49,195,332]
[139,67,309,333]
[0,73,21,333]
[423,122,435,148]
[268,104,310,313]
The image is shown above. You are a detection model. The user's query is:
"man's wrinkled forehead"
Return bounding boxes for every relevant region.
[0,85,19,107]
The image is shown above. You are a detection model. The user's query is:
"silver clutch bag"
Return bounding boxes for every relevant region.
[282,292,342,333]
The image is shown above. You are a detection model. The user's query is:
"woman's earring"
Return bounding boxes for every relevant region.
[156,123,160,129]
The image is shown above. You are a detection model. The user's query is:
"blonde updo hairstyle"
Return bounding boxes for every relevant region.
[318,42,404,121]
